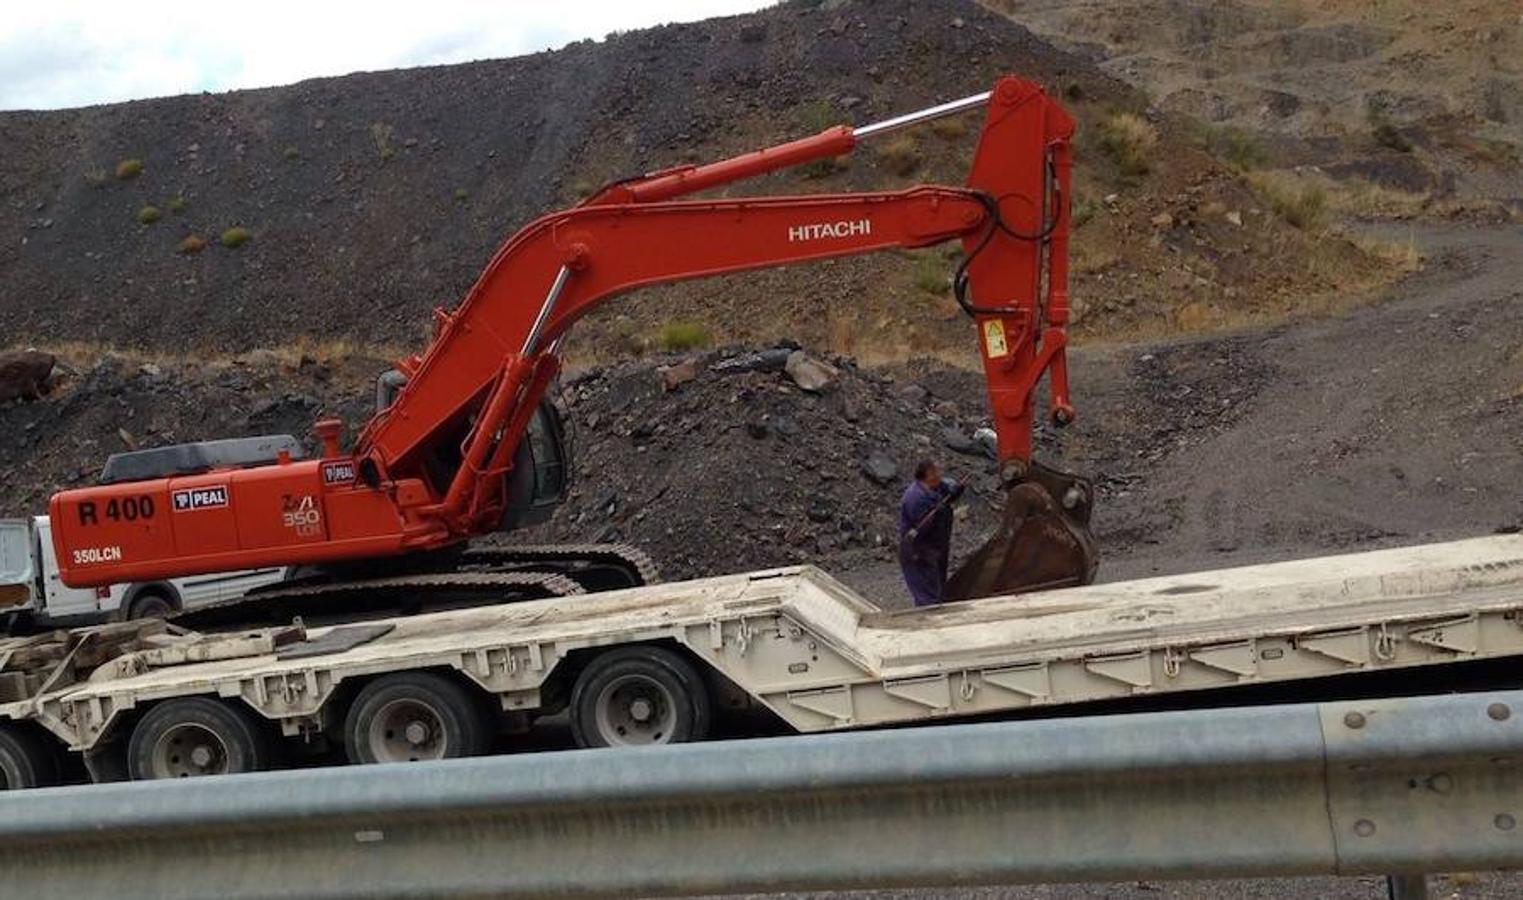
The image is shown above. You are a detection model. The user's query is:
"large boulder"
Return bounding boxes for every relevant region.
[784,350,839,393]
[0,349,57,404]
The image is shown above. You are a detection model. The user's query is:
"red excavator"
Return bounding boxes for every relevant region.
[48,76,1097,616]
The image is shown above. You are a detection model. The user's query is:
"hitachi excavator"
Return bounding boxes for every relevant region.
[47,75,1097,618]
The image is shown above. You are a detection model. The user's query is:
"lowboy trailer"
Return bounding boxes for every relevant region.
[1,534,1521,787]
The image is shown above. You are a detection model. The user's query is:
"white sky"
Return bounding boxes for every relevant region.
[0,1,775,111]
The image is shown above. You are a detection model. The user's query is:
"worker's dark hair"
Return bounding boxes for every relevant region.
[913,459,937,481]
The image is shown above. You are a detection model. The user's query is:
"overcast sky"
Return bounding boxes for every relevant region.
[0,1,774,111]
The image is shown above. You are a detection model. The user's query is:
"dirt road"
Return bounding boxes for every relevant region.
[1094,223,1522,581]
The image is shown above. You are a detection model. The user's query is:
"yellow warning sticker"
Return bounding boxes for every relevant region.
[983,320,1008,358]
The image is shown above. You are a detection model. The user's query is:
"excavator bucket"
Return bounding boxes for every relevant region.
[946,461,1098,600]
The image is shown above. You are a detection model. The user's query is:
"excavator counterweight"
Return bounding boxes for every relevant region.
[48,76,1097,602]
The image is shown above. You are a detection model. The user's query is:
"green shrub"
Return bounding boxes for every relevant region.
[115,158,144,180]
[453,187,469,201]
[1197,124,1269,171]
[167,195,187,212]
[795,100,845,179]
[177,234,207,254]
[283,145,301,160]
[657,322,710,351]
[220,227,252,248]
[1373,123,1412,153]
[914,253,950,294]
[878,136,922,176]
[1070,196,1097,228]
[1097,112,1158,178]
[136,205,162,225]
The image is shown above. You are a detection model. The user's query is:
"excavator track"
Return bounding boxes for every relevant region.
[174,570,585,629]
[169,544,655,630]
[458,543,660,591]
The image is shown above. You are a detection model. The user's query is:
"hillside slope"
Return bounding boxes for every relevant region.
[986,0,1523,216]
[0,0,1385,363]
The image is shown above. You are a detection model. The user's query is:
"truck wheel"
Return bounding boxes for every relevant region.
[126,592,175,619]
[0,725,61,790]
[344,672,491,764]
[570,646,711,748]
[127,697,271,780]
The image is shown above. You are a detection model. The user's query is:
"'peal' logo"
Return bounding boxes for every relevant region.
[172,486,229,512]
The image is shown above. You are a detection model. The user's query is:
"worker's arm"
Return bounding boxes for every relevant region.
[904,479,964,543]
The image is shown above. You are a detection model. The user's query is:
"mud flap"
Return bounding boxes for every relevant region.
[946,461,1098,600]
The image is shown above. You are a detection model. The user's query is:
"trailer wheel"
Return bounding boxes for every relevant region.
[127,697,271,780]
[570,646,711,748]
[0,725,61,790]
[344,672,491,764]
[126,591,175,620]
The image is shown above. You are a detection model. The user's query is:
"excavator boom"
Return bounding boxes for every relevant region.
[48,76,1097,599]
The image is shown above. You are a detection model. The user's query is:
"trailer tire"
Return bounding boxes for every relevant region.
[344,672,492,764]
[570,646,711,748]
[0,725,61,790]
[127,697,272,780]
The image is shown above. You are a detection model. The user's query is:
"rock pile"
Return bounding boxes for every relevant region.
[529,346,1009,580]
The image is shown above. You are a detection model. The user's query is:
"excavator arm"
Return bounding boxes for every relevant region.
[49,75,1096,597]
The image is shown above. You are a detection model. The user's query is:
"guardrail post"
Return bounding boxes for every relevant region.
[1386,874,1429,899]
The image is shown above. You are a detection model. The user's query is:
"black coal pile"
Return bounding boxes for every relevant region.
[528,346,1009,580]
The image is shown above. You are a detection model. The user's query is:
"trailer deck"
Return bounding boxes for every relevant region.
[3,535,1522,773]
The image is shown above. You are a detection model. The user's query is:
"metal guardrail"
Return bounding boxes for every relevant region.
[0,689,1520,899]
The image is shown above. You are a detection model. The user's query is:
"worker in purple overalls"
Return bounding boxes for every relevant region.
[898,459,963,607]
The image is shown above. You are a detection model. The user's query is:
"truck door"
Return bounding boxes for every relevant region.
[0,519,38,613]
[35,515,118,618]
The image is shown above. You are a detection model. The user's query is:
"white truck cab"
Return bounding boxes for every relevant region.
[0,516,286,626]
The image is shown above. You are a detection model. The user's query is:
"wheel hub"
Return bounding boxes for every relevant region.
[403,720,432,746]
[369,699,448,763]
[593,673,679,746]
[152,724,229,778]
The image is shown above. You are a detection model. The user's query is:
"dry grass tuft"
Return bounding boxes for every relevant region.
[657,322,710,352]
[877,136,923,177]
[1097,112,1158,178]
[1248,172,1327,231]
[929,117,970,140]
[114,158,144,180]
[1344,231,1423,274]
[371,122,396,162]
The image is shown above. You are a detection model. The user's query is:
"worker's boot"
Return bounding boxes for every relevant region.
[946,461,1098,600]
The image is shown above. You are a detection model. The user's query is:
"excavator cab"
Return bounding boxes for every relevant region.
[499,400,570,529]
[375,369,570,530]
